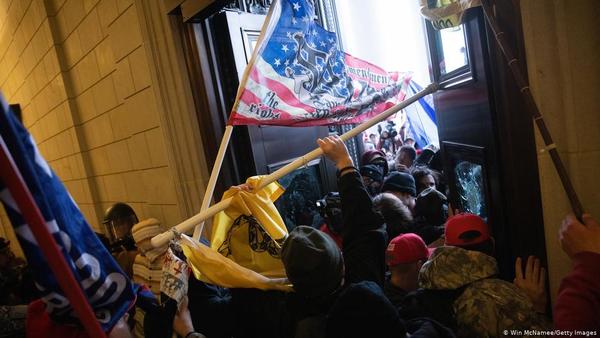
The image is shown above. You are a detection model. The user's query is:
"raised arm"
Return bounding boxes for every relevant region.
[317,136,384,235]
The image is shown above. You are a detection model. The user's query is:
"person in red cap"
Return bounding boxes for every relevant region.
[383,233,432,306]
[414,213,551,336]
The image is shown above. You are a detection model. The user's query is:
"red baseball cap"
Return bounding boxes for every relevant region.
[444,213,490,246]
[386,233,432,266]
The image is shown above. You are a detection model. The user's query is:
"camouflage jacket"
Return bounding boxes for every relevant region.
[419,246,551,337]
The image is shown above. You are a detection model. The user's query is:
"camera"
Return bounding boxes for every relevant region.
[378,121,397,139]
[316,192,343,234]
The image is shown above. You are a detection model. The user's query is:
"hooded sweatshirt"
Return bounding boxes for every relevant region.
[418,246,551,337]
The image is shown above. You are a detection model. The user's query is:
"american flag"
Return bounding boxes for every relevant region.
[0,93,135,331]
[229,0,412,126]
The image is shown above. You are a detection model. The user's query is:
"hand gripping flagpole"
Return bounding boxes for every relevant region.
[0,135,106,338]
[151,82,439,248]
[481,0,584,220]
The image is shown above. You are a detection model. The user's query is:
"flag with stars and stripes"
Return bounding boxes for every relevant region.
[229,0,412,127]
[0,93,135,331]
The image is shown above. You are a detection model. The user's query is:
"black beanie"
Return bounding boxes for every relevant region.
[281,226,344,298]
[327,281,406,338]
[415,187,447,227]
[382,172,416,197]
[360,164,384,184]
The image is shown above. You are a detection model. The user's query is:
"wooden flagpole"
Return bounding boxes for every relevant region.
[151,82,439,248]
[480,0,584,219]
[190,1,279,240]
[192,125,233,240]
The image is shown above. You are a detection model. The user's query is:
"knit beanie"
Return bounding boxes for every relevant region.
[382,172,416,197]
[281,226,344,298]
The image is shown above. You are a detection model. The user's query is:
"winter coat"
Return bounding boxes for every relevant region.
[418,246,551,337]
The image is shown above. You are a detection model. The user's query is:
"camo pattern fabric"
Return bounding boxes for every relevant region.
[419,246,551,337]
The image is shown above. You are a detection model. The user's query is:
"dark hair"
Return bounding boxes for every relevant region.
[372,193,413,241]
[411,167,436,192]
[399,145,417,162]
[458,238,495,257]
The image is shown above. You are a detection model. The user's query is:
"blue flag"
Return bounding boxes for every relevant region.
[405,81,439,148]
[0,93,134,330]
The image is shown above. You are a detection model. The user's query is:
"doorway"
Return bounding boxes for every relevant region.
[180,0,546,280]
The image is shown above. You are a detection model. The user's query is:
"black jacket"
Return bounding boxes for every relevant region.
[287,171,388,338]
[383,274,408,307]
[339,171,388,287]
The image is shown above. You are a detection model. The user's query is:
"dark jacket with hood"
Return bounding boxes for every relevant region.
[407,246,551,337]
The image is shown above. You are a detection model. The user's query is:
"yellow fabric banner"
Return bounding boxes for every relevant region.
[419,0,481,30]
[181,234,292,291]
[210,176,288,278]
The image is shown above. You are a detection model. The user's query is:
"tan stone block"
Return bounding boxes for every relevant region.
[78,8,103,54]
[105,139,132,173]
[80,179,94,204]
[142,167,178,205]
[108,4,142,62]
[116,0,133,14]
[44,109,59,139]
[63,0,86,35]
[46,0,67,16]
[129,46,151,91]
[97,0,119,32]
[12,28,27,58]
[123,171,145,202]
[48,75,67,110]
[114,57,135,101]
[43,48,61,81]
[161,204,182,228]
[127,202,145,220]
[62,127,78,156]
[95,113,115,147]
[77,51,101,92]
[66,154,80,180]
[127,132,151,170]
[142,203,164,224]
[104,173,128,201]
[79,203,100,230]
[107,103,129,140]
[125,88,159,134]
[84,0,101,13]
[62,31,83,69]
[91,75,118,114]
[88,146,111,175]
[93,175,109,201]
[145,127,168,167]
[65,179,85,203]
[95,38,115,78]
[76,89,98,123]
[34,23,53,62]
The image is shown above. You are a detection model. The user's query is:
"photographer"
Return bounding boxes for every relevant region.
[317,192,344,249]
[377,121,402,155]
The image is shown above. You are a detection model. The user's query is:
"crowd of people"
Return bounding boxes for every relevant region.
[1,135,599,338]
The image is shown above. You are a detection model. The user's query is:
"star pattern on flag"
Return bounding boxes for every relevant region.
[260,0,353,99]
